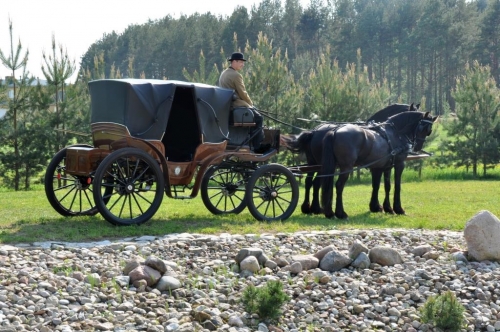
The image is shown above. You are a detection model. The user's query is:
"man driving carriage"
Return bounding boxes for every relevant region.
[219,52,269,153]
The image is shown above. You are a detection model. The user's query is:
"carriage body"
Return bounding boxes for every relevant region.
[45,79,297,225]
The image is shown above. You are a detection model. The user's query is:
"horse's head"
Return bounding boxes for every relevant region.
[387,110,437,152]
[412,111,438,152]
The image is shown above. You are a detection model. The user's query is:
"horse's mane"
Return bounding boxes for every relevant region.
[367,104,410,122]
[387,111,424,133]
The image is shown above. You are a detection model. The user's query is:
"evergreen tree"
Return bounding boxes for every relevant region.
[16,83,53,189]
[447,60,500,176]
[41,34,76,153]
[0,19,33,190]
[305,47,390,122]
[476,0,500,84]
[182,50,220,85]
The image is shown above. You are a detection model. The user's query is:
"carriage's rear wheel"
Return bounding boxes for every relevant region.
[44,146,100,216]
[93,148,165,226]
[245,164,299,221]
[201,165,248,215]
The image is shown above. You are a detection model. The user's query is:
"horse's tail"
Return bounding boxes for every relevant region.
[280,131,314,153]
[321,130,336,218]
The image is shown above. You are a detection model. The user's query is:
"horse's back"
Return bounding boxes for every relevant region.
[331,124,391,167]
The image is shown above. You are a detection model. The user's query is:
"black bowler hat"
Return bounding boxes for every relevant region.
[227,52,247,62]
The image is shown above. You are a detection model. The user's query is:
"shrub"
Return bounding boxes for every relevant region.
[241,280,290,322]
[420,290,466,331]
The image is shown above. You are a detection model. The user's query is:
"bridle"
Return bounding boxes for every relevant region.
[411,118,434,147]
[389,115,434,153]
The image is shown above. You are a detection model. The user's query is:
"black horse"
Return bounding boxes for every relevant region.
[321,111,437,219]
[282,103,418,215]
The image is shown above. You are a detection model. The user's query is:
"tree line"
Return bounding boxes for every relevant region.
[1,0,500,191]
[81,0,500,115]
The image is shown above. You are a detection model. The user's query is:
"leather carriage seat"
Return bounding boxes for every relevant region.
[230,107,256,127]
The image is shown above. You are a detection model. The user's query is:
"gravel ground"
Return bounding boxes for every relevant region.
[1,228,499,332]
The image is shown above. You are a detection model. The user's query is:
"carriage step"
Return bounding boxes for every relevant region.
[171,196,195,200]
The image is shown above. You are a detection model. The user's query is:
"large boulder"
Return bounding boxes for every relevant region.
[369,246,403,266]
[464,210,500,261]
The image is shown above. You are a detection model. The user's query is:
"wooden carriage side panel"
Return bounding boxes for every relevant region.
[166,141,227,186]
[92,122,131,150]
[65,147,110,176]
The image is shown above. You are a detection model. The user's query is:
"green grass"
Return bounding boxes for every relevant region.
[1,167,499,244]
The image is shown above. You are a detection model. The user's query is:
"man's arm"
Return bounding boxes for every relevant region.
[233,73,253,106]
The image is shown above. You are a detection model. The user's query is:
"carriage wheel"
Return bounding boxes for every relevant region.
[93,148,165,226]
[44,146,100,216]
[201,165,249,215]
[245,164,299,221]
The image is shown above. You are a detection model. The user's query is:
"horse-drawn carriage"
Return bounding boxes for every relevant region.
[45,79,299,225]
[45,79,437,224]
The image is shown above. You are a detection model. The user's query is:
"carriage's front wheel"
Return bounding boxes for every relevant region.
[93,148,165,226]
[44,146,99,216]
[245,164,299,221]
[201,165,248,215]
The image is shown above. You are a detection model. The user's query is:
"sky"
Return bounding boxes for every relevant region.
[1,0,309,83]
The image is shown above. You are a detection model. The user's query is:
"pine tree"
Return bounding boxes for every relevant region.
[0,19,34,190]
[182,50,220,85]
[41,34,76,153]
[448,60,500,176]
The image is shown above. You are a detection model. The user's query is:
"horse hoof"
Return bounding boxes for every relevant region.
[335,212,348,219]
[324,210,335,219]
[301,204,311,214]
[370,206,383,213]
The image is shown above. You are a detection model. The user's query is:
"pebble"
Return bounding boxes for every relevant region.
[0,228,499,331]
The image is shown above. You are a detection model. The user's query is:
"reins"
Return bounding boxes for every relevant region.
[258,109,307,131]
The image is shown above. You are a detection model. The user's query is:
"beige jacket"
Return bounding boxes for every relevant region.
[218,67,253,108]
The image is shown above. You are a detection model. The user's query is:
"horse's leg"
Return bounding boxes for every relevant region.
[310,174,323,214]
[334,172,350,219]
[321,133,336,219]
[393,162,406,215]
[382,168,394,214]
[321,172,335,219]
[369,169,383,213]
[301,171,313,214]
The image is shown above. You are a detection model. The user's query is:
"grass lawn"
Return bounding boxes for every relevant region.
[1,175,499,244]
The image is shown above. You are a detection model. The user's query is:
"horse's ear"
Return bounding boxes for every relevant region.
[432,115,438,122]
[416,103,421,109]
[424,111,430,118]
[409,103,415,111]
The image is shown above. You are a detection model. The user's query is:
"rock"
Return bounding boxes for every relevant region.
[369,246,403,266]
[240,255,260,273]
[289,261,303,274]
[129,265,162,286]
[291,254,319,270]
[145,256,168,274]
[351,252,370,269]
[264,259,278,269]
[319,250,352,271]
[156,276,182,291]
[275,256,289,267]
[235,248,263,264]
[412,244,433,257]
[349,240,369,259]
[464,210,500,261]
[314,245,336,260]
[123,258,143,275]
